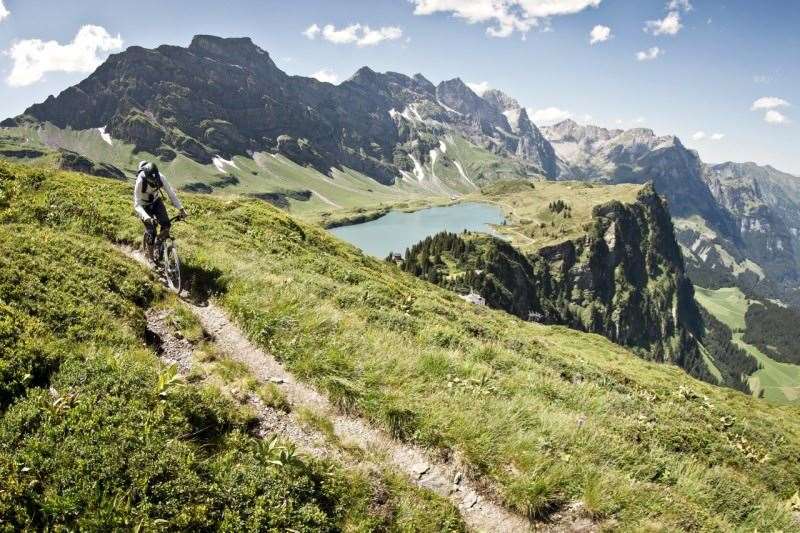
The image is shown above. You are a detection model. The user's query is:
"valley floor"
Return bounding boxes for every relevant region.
[694,286,800,404]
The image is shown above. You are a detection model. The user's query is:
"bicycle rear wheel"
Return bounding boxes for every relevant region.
[163,240,182,292]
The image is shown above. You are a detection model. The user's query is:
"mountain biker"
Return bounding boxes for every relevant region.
[134,161,187,262]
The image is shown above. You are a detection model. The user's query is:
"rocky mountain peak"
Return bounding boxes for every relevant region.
[543,119,583,140]
[188,35,269,64]
[7,34,567,181]
[348,66,379,84]
[712,162,768,180]
[482,89,521,112]
[412,73,435,93]
[621,127,656,140]
[544,119,625,143]
[435,78,485,114]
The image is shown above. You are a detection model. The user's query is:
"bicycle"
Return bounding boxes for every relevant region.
[144,214,184,292]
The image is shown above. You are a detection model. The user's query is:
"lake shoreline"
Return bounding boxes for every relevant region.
[328,201,506,258]
[319,199,469,229]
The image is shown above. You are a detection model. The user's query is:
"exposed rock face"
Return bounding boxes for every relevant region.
[7,35,561,181]
[699,162,800,306]
[56,149,125,180]
[481,89,558,177]
[543,120,732,225]
[401,185,722,383]
[542,120,800,308]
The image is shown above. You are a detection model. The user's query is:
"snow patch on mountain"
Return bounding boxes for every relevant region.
[502,109,521,132]
[213,156,239,173]
[437,98,463,116]
[453,160,477,190]
[97,126,113,146]
[409,154,426,182]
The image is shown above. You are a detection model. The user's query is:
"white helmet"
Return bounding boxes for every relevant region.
[138,161,149,172]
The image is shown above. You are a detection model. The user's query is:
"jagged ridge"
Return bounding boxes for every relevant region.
[5,35,561,183]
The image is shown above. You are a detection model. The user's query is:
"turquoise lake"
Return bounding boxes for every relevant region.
[329,202,505,258]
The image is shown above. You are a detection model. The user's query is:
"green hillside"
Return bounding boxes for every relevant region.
[0,123,546,225]
[694,286,800,404]
[0,166,464,530]
[2,161,800,529]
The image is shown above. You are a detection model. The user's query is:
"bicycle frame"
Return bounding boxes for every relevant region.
[145,214,185,292]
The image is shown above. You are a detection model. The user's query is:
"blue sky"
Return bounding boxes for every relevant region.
[0,0,797,173]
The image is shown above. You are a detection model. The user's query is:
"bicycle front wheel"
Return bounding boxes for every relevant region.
[163,241,182,292]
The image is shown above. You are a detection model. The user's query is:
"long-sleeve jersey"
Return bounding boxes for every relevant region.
[133,171,183,220]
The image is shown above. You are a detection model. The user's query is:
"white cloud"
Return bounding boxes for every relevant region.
[304,23,403,46]
[693,131,725,141]
[589,25,612,44]
[358,26,403,46]
[531,106,572,125]
[751,96,790,111]
[645,11,682,35]
[632,116,646,125]
[0,1,9,22]
[636,47,663,61]
[303,24,321,39]
[322,24,361,44]
[667,0,692,11]
[311,69,339,84]
[410,0,602,38]
[749,97,792,124]
[764,110,790,125]
[467,81,491,96]
[6,25,123,87]
[753,75,770,84]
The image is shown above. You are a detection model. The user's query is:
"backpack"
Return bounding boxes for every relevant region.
[138,170,163,204]
[144,169,163,189]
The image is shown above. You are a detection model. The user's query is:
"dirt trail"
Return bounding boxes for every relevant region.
[122,245,596,532]
[145,308,336,459]
[190,301,533,532]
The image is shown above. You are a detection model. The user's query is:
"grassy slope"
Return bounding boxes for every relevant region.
[0,124,435,217]
[694,286,800,404]
[435,134,535,189]
[2,161,800,530]
[0,167,463,530]
[0,124,548,226]
[471,180,643,252]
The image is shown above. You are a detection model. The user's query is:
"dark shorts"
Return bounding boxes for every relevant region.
[142,198,170,240]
